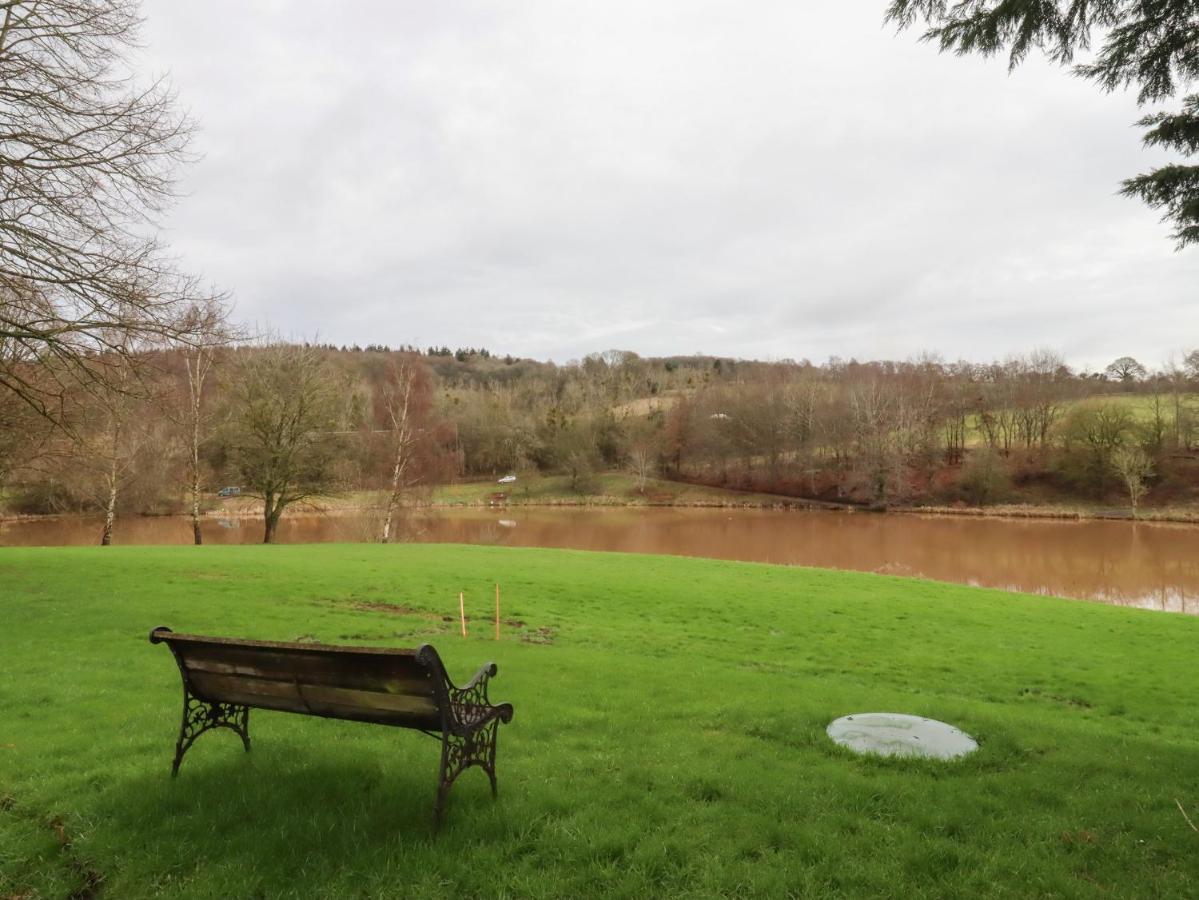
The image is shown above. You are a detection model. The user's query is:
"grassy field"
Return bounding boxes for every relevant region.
[962,393,1199,448]
[2,545,1198,898]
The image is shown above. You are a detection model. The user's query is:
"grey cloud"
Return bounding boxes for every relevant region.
[140,0,1197,368]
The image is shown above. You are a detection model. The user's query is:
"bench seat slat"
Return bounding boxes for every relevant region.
[182,656,434,697]
[187,671,439,718]
[187,672,441,728]
[186,685,441,729]
[173,643,434,696]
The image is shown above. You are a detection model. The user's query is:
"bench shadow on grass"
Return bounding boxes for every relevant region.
[110,738,503,885]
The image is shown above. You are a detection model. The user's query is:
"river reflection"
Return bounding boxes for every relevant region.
[2,507,1196,613]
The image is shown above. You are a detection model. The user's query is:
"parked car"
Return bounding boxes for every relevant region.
[497,474,517,484]
[217,486,241,498]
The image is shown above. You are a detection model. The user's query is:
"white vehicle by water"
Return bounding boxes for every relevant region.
[497,474,517,484]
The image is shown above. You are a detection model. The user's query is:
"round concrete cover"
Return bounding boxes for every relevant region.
[827,713,978,760]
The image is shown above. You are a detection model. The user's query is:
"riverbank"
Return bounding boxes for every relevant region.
[426,472,828,509]
[2,544,1197,897]
[306,473,1199,524]
[193,473,831,519]
[894,502,1199,524]
[6,470,1199,524]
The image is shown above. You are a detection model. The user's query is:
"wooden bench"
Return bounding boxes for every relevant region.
[149,627,514,826]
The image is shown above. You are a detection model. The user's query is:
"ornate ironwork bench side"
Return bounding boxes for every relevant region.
[149,626,514,827]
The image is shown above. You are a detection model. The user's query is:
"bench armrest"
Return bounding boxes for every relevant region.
[446,662,514,734]
[458,662,497,699]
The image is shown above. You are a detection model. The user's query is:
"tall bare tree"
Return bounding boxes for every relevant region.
[1105,356,1148,385]
[228,343,345,543]
[69,343,155,544]
[1111,444,1154,517]
[0,0,214,428]
[626,425,659,494]
[379,358,427,543]
[848,378,904,504]
[176,301,233,544]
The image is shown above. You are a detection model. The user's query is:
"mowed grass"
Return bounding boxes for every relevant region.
[2,545,1198,898]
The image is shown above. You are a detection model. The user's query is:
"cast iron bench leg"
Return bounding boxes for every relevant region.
[171,686,251,777]
[432,719,503,829]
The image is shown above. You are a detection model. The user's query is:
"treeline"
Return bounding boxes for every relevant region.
[1,341,461,543]
[657,353,1197,511]
[430,348,1199,511]
[5,343,1196,542]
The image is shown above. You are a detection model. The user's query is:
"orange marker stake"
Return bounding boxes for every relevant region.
[459,591,467,637]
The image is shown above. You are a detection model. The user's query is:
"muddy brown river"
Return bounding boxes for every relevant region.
[4,506,1196,613]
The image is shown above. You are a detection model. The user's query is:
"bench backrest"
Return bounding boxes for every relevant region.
[150,628,449,731]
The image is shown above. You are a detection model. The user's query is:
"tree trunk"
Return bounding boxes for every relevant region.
[101,478,117,546]
[100,427,119,546]
[380,364,415,543]
[263,494,280,544]
[190,412,203,545]
[1174,390,1183,450]
[381,446,407,543]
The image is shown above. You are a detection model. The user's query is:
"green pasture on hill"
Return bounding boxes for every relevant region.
[2,544,1198,898]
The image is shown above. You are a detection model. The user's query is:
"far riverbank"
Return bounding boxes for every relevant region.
[4,471,1199,525]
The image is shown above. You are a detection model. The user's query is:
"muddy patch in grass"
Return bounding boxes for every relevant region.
[520,625,557,645]
[350,601,445,621]
[1019,688,1093,709]
[339,600,556,644]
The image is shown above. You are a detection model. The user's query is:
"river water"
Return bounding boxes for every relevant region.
[3,506,1196,613]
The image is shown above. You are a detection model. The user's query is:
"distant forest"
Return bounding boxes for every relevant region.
[4,342,1197,533]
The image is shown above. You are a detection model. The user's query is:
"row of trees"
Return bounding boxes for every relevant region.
[4,338,451,543]
[430,348,1199,513]
[5,338,1198,535]
[659,354,1198,510]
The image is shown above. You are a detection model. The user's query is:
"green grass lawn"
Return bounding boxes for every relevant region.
[2,545,1198,898]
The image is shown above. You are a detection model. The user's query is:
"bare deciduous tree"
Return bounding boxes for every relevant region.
[380,359,424,543]
[1185,349,1199,381]
[175,301,233,544]
[69,346,154,544]
[0,0,215,427]
[1111,444,1154,517]
[0,332,49,481]
[1104,357,1148,385]
[624,417,659,494]
[228,343,346,543]
[848,378,905,505]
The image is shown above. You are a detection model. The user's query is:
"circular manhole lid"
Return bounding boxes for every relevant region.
[827,713,978,760]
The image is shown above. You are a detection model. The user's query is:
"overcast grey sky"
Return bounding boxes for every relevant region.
[139,1,1196,370]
